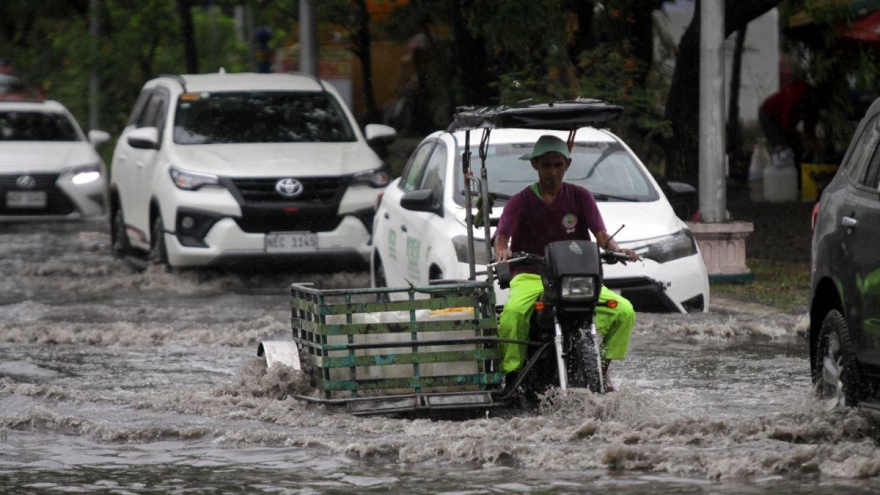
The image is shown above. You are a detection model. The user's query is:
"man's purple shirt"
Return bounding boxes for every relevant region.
[495,182,606,276]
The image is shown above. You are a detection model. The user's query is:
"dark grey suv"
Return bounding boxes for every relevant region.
[810,96,880,410]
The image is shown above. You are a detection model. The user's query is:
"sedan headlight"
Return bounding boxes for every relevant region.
[352,167,390,188]
[452,235,491,265]
[643,228,698,264]
[169,166,221,191]
[68,164,102,185]
[561,276,597,301]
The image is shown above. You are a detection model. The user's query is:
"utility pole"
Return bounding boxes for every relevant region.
[699,0,726,222]
[299,0,318,76]
[689,0,754,282]
[89,0,99,131]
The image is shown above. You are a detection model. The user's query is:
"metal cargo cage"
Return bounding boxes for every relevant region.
[290,281,504,415]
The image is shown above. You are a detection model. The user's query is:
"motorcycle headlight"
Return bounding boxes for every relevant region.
[643,228,698,264]
[561,276,597,301]
[69,163,102,185]
[452,235,490,265]
[169,166,221,191]
[352,167,390,188]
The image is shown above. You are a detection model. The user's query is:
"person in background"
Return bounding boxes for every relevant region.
[758,78,823,168]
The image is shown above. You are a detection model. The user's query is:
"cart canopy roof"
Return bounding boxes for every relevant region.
[450,99,624,132]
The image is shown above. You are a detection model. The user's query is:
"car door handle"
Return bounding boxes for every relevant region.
[401,225,408,233]
[842,216,858,228]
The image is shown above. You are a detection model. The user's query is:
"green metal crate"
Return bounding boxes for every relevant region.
[290,281,503,413]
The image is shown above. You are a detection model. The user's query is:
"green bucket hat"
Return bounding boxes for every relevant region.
[519,135,571,161]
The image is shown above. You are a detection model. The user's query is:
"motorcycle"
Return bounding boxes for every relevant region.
[490,239,629,403]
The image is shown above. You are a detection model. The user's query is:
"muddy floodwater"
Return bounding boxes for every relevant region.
[1,221,879,494]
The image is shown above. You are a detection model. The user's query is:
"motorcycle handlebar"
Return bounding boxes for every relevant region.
[487,250,630,268]
[486,252,540,268]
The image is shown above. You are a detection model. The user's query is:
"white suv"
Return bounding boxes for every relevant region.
[109,72,396,270]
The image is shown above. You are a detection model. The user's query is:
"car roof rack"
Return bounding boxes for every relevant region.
[449,98,624,132]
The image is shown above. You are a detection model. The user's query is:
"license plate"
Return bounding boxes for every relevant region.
[265,232,318,253]
[6,191,47,208]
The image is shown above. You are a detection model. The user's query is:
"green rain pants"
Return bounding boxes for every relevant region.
[498,273,635,374]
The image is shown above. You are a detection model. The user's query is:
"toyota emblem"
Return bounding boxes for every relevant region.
[16,175,36,189]
[275,178,304,198]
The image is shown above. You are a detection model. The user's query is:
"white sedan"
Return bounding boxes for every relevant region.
[371,126,709,313]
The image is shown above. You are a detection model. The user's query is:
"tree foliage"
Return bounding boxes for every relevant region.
[0,0,249,136]
[3,0,876,183]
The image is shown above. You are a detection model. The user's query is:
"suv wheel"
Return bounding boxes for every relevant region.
[111,208,131,259]
[150,216,169,267]
[815,310,864,409]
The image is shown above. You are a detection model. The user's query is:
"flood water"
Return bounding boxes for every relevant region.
[1,221,879,494]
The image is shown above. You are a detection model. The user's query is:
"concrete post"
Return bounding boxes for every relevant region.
[688,0,755,282]
[699,0,726,222]
[299,0,318,76]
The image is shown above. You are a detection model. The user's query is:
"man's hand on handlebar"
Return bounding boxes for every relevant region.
[615,247,641,265]
[493,234,513,264]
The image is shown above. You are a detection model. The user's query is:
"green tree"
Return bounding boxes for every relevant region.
[0,0,250,146]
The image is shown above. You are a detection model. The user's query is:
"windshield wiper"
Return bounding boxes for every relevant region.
[592,193,639,202]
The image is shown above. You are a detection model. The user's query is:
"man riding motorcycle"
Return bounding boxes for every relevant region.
[492,134,640,393]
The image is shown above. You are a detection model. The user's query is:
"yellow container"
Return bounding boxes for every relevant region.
[801,163,838,201]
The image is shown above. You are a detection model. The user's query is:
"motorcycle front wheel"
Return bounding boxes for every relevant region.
[567,326,604,393]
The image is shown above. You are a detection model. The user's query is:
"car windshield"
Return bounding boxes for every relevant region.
[173,91,356,144]
[453,140,657,206]
[0,111,80,141]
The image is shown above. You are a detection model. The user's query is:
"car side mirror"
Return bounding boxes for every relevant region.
[127,127,160,150]
[400,188,440,215]
[365,123,397,147]
[654,174,697,221]
[88,130,111,148]
[667,180,696,196]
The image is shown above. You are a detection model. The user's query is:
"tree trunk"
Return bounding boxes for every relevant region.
[726,26,747,179]
[566,0,596,73]
[630,0,666,87]
[452,0,496,106]
[351,0,379,123]
[176,0,198,74]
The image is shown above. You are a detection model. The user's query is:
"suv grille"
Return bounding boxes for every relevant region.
[224,177,349,233]
[0,173,76,216]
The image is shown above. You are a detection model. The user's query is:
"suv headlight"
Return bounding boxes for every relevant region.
[561,276,597,301]
[352,167,390,188]
[643,228,698,264]
[169,166,221,191]
[452,235,491,265]
[68,163,102,185]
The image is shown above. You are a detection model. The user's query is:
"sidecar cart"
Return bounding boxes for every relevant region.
[263,281,505,416]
